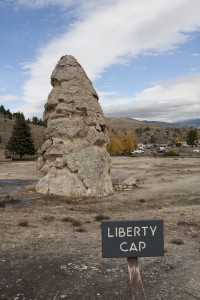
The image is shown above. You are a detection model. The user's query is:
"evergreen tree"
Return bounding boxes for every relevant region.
[31,115,45,126]
[32,116,39,125]
[6,113,35,159]
[186,128,198,147]
[6,109,12,119]
[0,105,13,119]
[0,105,6,115]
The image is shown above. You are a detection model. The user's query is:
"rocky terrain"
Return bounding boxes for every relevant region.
[0,156,199,299]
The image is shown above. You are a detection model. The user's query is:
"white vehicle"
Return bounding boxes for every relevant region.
[138,146,146,151]
[131,149,144,154]
[157,147,168,153]
[193,149,200,153]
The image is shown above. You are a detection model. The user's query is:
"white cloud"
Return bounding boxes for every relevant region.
[14,0,200,118]
[103,74,200,122]
[189,67,200,74]
[191,52,200,56]
[0,94,20,103]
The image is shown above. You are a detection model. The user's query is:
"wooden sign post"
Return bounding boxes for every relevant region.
[127,257,145,300]
[101,219,164,300]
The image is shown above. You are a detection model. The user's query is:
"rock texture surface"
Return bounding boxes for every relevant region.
[36,55,113,197]
[113,176,138,191]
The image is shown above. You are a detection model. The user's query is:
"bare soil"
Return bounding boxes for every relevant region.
[0,156,200,300]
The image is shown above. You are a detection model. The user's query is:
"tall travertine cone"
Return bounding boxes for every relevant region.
[36,55,113,197]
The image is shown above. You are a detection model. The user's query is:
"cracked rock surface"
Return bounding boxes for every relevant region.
[36,55,113,197]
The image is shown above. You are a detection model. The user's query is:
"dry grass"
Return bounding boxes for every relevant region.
[43,215,55,222]
[94,214,110,221]
[170,238,184,245]
[18,221,29,227]
[76,227,87,233]
[61,217,82,227]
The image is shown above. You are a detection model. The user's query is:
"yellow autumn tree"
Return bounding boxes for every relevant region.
[107,130,137,154]
[107,131,123,154]
[122,131,137,153]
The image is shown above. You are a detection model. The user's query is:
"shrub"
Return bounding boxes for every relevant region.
[61,217,82,227]
[170,238,184,245]
[61,217,74,222]
[18,221,28,227]
[0,201,5,208]
[95,214,110,221]
[71,220,82,227]
[76,227,87,233]
[164,151,179,157]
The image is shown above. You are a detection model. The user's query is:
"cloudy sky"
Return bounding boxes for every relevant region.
[0,0,200,122]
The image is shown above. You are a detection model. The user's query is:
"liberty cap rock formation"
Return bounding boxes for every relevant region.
[36,55,113,197]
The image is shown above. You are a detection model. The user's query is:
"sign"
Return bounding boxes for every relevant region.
[102,219,164,258]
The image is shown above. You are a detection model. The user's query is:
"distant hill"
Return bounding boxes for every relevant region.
[0,112,199,149]
[105,117,198,144]
[138,118,200,127]
[174,119,200,127]
[136,119,174,126]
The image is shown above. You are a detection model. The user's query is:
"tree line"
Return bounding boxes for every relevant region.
[0,105,45,126]
[1,104,199,159]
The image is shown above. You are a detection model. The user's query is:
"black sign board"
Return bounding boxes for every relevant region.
[102,219,164,258]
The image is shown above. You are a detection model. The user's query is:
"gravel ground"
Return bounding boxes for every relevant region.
[0,156,200,299]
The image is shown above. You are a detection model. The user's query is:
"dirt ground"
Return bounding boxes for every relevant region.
[0,156,200,300]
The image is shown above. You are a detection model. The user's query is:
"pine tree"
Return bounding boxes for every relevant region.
[6,113,35,159]
[186,128,198,147]
[0,105,6,115]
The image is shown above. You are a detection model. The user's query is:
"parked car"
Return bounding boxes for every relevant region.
[157,147,168,153]
[131,149,144,154]
[193,149,200,153]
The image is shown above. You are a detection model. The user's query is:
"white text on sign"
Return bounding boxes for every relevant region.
[107,226,157,238]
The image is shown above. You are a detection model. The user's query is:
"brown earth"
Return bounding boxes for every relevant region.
[0,156,200,299]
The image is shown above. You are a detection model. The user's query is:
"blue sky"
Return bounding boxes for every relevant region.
[0,0,200,122]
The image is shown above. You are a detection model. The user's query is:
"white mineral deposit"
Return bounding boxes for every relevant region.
[36,55,113,197]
